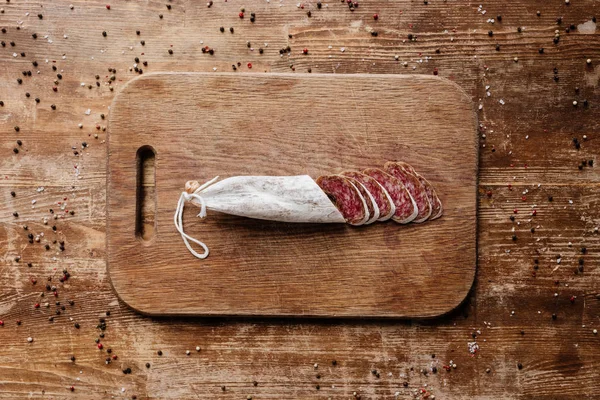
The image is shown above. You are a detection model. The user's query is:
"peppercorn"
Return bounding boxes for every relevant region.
[102,31,107,37]
[220,26,224,32]
[168,49,173,54]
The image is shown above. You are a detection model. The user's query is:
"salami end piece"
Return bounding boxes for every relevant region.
[384,162,432,223]
[362,168,418,224]
[316,175,369,225]
[391,162,443,220]
[340,171,395,221]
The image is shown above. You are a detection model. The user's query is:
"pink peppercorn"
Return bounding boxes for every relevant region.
[247,62,252,69]
[302,48,308,54]
[239,12,244,18]
[373,13,378,20]
[106,4,110,9]
[98,343,103,349]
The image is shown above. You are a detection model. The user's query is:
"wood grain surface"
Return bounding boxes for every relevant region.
[107,73,477,318]
[1,0,599,398]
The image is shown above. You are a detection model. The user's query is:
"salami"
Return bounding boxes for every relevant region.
[316,175,369,225]
[389,162,443,220]
[384,162,432,223]
[340,171,395,221]
[362,168,418,224]
[343,176,380,224]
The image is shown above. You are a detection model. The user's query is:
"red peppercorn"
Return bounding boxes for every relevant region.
[373,13,378,20]
[486,190,492,197]
[0,320,4,326]
[302,48,308,54]
[98,343,103,350]
[532,210,537,216]
[247,62,252,69]
[521,196,526,201]
[513,209,518,214]
[53,86,58,92]
[34,303,40,308]
[433,67,438,75]
[239,12,244,18]
[112,354,118,360]
[70,386,75,391]
[570,295,575,303]
[106,4,110,9]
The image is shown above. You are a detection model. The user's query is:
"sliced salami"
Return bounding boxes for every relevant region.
[362,168,418,224]
[340,171,395,221]
[384,162,432,223]
[316,175,369,225]
[391,162,443,220]
[342,176,380,224]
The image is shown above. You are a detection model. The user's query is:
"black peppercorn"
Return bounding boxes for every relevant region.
[102,31,107,37]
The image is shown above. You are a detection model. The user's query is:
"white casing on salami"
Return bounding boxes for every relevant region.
[188,175,347,223]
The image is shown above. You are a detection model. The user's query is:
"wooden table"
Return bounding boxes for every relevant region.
[1,1,599,398]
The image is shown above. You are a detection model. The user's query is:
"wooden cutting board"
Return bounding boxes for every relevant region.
[107,73,478,318]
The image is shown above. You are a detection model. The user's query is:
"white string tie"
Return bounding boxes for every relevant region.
[173,176,219,259]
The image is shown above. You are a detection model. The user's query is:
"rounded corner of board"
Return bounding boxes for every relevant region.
[107,272,156,317]
[428,269,476,319]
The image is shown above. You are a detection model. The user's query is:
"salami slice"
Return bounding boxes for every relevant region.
[340,171,395,221]
[342,176,380,224]
[316,175,369,225]
[390,162,443,220]
[362,168,418,224]
[384,162,432,223]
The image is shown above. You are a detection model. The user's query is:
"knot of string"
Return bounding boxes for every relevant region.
[173,176,219,259]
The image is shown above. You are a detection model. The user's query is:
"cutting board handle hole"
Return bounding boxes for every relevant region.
[135,145,157,243]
